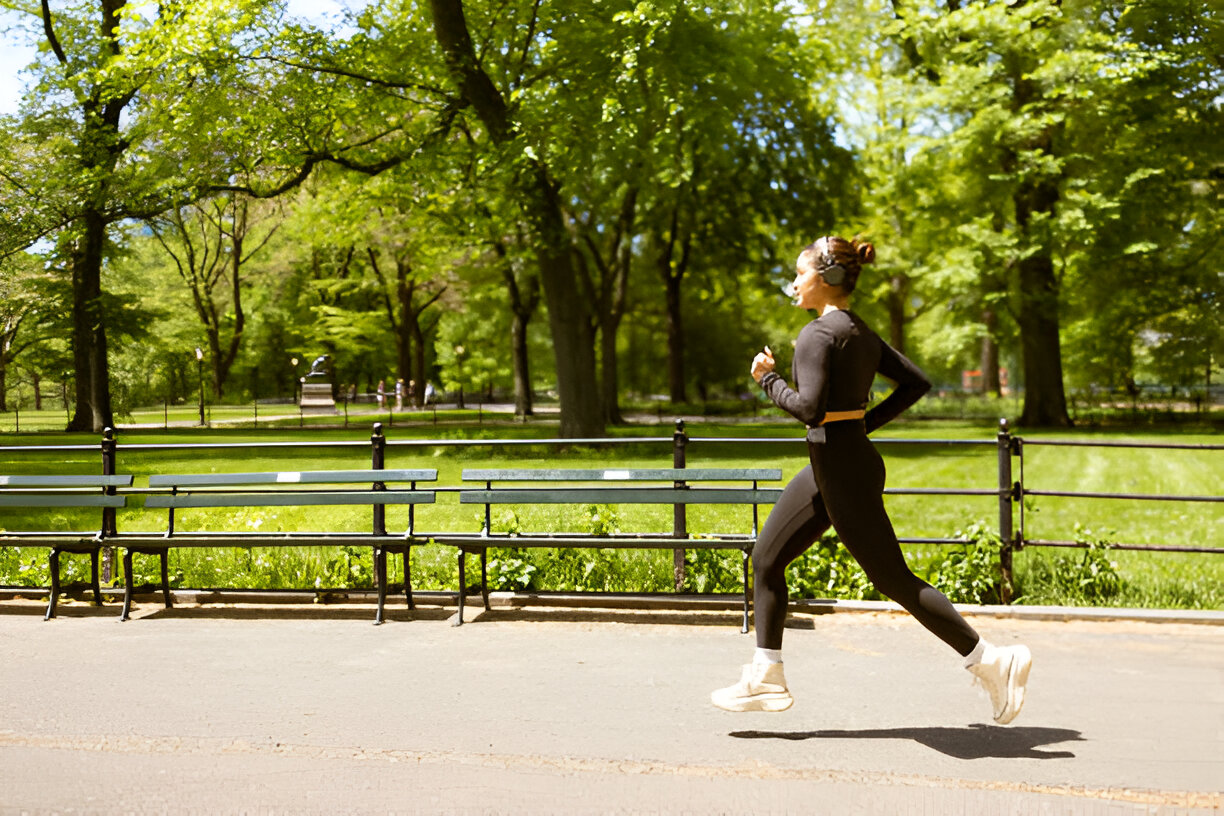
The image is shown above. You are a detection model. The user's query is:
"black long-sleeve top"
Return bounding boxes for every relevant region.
[759,310,930,435]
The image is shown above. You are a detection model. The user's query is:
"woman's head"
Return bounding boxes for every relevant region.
[789,235,875,310]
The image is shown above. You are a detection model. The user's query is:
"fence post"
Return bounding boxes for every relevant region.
[997,418,1014,603]
[672,418,687,592]
[371,423,387,537]
[101,427,118,583]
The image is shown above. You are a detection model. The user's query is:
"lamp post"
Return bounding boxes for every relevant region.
[195,347,205,426]
[290,357,299,404]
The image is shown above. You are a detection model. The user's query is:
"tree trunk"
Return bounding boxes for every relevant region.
[67,210,114,432]
[395,261,413,387]
[527,170,601,437]
[1016,253,1071,426]
[981,308,1001,396]
[887,273,907,354]
[600,311,624,425]
[214,202,249,400]
[664,272,686,404]
[654,204,691,406]
[500,246,538,419]
[0,354,7,411]
[593,188,634,426]
[410,320,426,407]
[510,308,533,418]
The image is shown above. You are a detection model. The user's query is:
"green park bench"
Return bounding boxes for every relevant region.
[436,467,783,631]
[0,474,134,620]
[121,469,437,623]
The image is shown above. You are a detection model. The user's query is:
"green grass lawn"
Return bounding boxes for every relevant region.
[1,417,1220,607]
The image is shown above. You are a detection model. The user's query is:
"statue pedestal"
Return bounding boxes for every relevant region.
[299,382,338,415]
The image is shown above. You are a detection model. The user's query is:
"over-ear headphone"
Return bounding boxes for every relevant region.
[818,239,847,286]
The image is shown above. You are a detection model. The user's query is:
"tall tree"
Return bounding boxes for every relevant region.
[0,0,299,429]
[428,0,603,436]
[880,0,1220,424]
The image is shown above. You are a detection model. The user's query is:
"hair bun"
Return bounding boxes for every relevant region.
[854,241,876,265]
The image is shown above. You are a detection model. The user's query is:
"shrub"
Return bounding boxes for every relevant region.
[786,530,881,601]
[928,523,1005,605]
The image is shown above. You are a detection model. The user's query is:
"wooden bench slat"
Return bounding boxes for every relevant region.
[148,469,437,488]
[144,491,436,509]
[116,533,425,548]
[459,488,782,505]
[433,533,752,548]
[462,468,781,482]
[0,475,133,487]
[0,494,126,508]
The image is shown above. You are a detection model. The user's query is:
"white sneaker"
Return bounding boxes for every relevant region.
[711,662,794,712]
[968,644,1032,724]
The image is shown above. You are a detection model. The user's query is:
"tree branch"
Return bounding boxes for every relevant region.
[246,53,453,98]
[512,0,542,92]
[429,0,511,143]
[40,0,67,65]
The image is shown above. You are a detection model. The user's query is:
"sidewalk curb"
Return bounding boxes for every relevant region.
[4,586,1222,625]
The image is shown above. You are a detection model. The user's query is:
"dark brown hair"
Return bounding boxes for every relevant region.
[799,235,875,293]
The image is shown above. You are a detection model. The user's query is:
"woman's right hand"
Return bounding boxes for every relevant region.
[751,346,775,383]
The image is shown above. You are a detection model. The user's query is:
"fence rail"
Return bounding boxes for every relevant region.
[2,419,1219,599]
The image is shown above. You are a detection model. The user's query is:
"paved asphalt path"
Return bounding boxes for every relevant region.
[1,599,1220,815]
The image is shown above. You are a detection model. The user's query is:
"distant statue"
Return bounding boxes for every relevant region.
[305,355,330,378]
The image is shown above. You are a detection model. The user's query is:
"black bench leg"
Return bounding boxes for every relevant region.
[45,548,61,621]
[91,550,103,606]
[121,550,134,622]
[480,549,490,612]
[160,550,172,609]
[403,550,415,611]
[374,547,387,625]
[741,549,751,634]
[454,549,466,626]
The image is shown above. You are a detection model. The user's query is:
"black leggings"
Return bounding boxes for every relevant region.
[752,426,980,656]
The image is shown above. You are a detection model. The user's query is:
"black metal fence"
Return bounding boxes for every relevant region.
[1,419,1220,600]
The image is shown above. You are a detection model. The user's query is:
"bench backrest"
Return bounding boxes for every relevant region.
[144,469,438,509]
[459,468,782,506]
[0,475,132,508]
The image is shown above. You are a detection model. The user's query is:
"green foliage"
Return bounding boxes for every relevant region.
[682,547,743,595]
[486,549,538,592]
[927,523,1004,605]
[786,530,881,602]
[583,504,619,537]
[318,544,373,589]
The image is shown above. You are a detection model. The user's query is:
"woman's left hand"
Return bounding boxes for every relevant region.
[751,346,775,383]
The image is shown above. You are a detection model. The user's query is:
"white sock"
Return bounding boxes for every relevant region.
[753,647,783,665]
[963,638,992,669]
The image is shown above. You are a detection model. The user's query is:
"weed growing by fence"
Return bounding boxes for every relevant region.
[786,531,880,601]
[927,524,1006,605]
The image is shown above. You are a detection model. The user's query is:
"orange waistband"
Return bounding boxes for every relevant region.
[819,409,866,425]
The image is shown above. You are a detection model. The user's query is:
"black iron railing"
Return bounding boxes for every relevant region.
[1,419,1219,599]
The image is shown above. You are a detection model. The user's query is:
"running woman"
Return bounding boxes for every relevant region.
[711,236,1031,724]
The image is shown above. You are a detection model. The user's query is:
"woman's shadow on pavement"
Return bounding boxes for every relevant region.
[730,723,1082,760]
